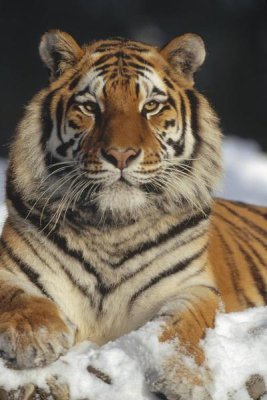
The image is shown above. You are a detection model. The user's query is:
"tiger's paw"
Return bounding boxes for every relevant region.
[0,377,70,400]
[0,296,75,369]
[148,359,211,400]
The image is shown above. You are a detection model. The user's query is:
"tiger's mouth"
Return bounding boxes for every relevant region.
[118,176,134,186]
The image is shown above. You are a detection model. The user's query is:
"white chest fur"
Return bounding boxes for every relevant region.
[35,211,209,345]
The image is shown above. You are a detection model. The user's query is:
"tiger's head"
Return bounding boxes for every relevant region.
[9,31,222,227]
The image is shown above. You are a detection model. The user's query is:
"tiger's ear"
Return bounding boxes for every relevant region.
[39,30,84,80]
[161,33,206,82]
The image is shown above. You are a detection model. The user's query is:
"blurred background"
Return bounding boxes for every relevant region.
[0,0,266,206]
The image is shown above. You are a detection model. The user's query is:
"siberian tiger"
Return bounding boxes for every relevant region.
[0,30,266,400]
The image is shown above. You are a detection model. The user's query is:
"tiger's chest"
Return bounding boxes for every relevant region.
[45,230,207,345]
[33,212,208,345]
[50,249,179,344]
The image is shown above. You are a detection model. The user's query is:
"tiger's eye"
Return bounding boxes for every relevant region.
[77,101,99,116]
[84,101,98,112]
[143,100,159,112]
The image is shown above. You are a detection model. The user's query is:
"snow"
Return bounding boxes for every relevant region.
[0,136,267,399]
[203,307,267,400]
[218,137,267,205]
[0,322,170,399]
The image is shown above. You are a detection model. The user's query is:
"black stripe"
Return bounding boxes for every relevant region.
[124,46,149,53]
[92,53,115,67]
[163,94,184,159]
[167,137,184,157]
[108,230,207,293]
[131,54,154,67]
[0,239,51,299]
[240,233,267,267]
[68,75,81,91]
[193,284,220,297]
[157,137,167,151]
[163,77,175,90]
[40,69,84,154]
[166,93,186,157]
[111,209,210,268]
[244,295,256,307]
[180,93,187,140]
[131,69,153,80]
[186,89,201,157]
[234,237,267,303]
[175,261,207,290]
[140,182,163,194]
[135,83,140,97]
[9,288,24,303]
[15,230,55,273]
[126,62,149,71]
[186,302,203,329]
[114,51,132,60]
[122,61,149,71]
[213,210,267,258]
[164,119,176,129]
[66,93,76,112]
[56,97,64,142]
[167,94,177,111]
[94,48,116,54]
[129,246,207,308]
[68,120,80,130]
[95,61,119,72]
[6,177,49,229]
[5,180,109,297]
[198,308,211,328]
[56,139,75,157]
[76,85,90,97]
[213,225,245,306]
[95,42,121,51]
[223,200,267,219]
[152,86,166,96]
[157,104,171,114]
[40,91,55,152]
[29,232,95,305]
[213,222,262,308]
[49,231,108,294]
[177,298,203,329]
[223,222,267,308]
[217,201,267,237]
[215,208,267,303]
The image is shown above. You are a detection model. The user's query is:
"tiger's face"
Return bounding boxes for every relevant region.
[11,31,222,226]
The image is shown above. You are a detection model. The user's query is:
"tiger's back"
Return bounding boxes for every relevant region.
[210,199,267,312]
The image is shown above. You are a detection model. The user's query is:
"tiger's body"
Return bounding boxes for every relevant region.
[0,31,266,399]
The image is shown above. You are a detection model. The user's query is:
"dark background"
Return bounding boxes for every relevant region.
[0,0,266,157]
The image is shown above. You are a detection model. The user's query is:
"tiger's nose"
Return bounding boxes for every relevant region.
[101,147,139,170]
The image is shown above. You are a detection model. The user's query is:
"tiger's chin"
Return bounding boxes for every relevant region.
[91,181,155,225]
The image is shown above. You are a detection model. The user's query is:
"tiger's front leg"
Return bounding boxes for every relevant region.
[153,284,220,400]
[0,279,75,369]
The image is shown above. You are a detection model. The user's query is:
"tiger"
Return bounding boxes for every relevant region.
[0,29,266,400]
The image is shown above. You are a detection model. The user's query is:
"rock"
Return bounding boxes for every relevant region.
[246,374,266,400]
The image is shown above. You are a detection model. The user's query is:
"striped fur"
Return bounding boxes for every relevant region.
[0,31,266,399]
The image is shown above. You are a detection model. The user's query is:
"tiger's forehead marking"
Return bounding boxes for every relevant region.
[75,46,168,107]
